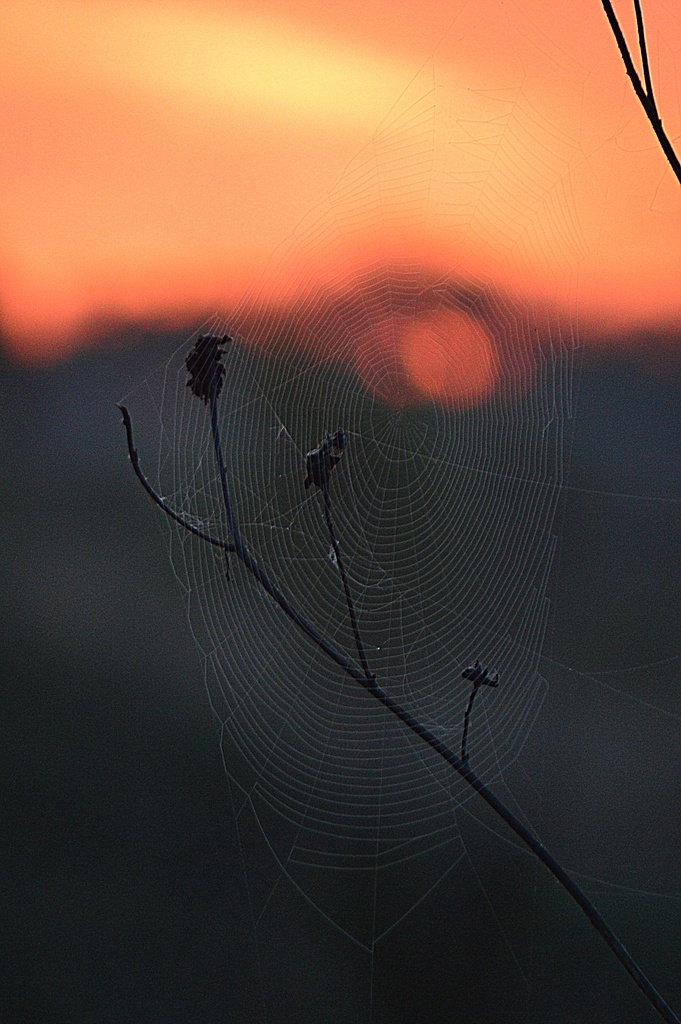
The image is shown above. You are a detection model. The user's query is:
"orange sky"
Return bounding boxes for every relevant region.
[1,0,679,363]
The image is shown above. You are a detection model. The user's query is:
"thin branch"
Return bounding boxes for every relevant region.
[600,0,655,112]
[118,405,234,555]
[209,390,243,551]
[461,661,499,764]
[633,0,657,113]
[322,481,373,681]
[121,396,681,1024]
[208,389,243,578]
[120,403,368,680]
[461,686,478,765]
[600,0,681,185]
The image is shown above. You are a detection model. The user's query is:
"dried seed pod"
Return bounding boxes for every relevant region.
[186,334,231,403]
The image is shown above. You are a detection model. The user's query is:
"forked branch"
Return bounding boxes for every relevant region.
[120,335,680,1024]
[118,404,234,556]
[599,0,681,185]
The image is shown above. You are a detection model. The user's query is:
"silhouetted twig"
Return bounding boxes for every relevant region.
[322,480,375,681]
[600,0,681,185]
[120,336,680,1024]
[460,660,499,765]
[303,429,374,680]
[121,406,370,681]
[118,404,234,556]
[633,0,656,115]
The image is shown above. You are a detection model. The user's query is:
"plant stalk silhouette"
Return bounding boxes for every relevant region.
[120,333,679,1024]
[600,0,681,185]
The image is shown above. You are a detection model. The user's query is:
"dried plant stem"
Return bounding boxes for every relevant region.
[600,0,681,185]
[209,391,243,552]
[118,405,234,554]
[633,0,656,112]
[321,481,373,681]
[317,472,679,1024]
[121,402,680,1024]
[461,685,479,765]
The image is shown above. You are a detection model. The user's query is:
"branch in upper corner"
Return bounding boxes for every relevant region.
[599,0,681,185]
[633,0,656,115]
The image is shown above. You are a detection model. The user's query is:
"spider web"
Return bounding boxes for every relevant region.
[121,30,680,1020]
[122,65,578,953]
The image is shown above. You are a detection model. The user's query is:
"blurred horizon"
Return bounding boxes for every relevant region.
[2,0,680,369]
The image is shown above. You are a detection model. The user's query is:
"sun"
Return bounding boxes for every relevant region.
[399,309,498,405]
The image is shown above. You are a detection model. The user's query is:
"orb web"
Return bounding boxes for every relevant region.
[120,64,586,950]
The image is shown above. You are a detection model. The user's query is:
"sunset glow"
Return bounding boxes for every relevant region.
[400,312,498,405]
[2,0,679,371]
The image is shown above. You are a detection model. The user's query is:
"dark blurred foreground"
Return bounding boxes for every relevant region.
[1,329,680,1023]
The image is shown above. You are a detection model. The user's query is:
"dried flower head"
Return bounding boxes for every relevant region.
[186,334,231,403]
[461,659,499,687]
[304,429,346,489]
